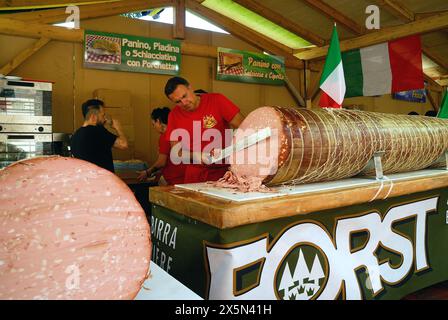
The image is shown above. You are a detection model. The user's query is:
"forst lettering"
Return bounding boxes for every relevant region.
[206,197,437,300]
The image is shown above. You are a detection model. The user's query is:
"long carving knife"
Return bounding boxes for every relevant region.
[209,127,272,164]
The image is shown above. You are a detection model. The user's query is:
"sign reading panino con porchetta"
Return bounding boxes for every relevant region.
[84,30,181,75]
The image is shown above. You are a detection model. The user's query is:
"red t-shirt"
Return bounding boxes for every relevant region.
[159,132,185,185]
[165,93,240,183]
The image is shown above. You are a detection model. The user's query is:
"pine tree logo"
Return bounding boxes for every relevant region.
[275,245,328,300]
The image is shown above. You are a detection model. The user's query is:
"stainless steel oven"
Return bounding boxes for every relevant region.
[0,79,53,169]
[0,133,53,168]
[0,79,52,118]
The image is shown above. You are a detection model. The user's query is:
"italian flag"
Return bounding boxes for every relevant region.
[319,25,346,108]
[437,88,448,119]
[342,35,424,97]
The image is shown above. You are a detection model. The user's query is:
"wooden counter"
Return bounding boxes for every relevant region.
[149,169,448,229]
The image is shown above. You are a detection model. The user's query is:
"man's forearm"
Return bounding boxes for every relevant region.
[175,148,207,164]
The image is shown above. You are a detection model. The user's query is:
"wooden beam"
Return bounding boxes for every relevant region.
[423,49,448,72]
[284,76,305,107]
[415,10,448,20]
[0,0,120,9]
[0,17,305,70]
[0,37,50,75]
[232,0,325,46]
[302,0,365,35]
[185,0,301,67]
[375,0,415,21]
[294,11,448,60]
[173,0,185,39]
[5,0,174,24]
[425,74,443,92]
[0,17,84,42]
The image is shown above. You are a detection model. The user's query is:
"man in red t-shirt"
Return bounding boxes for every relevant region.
[164,77,245,184]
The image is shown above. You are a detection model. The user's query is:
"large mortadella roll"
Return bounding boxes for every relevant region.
[0,157,151,300]
[229,107,448,187]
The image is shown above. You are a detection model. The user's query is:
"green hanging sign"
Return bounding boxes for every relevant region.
[216,47,285,85]
[84,30,181,75]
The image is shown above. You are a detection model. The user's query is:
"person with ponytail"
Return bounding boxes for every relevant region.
[137,107,185,185]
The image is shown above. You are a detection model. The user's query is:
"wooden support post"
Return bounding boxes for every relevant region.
[5,0,174,24]
[284,76,305,107]
[0,37,51,75]
[426,88,438,112]
[173,0,185,40]
[304,61,313,108]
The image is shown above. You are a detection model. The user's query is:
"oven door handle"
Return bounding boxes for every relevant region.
[7,135,35,140]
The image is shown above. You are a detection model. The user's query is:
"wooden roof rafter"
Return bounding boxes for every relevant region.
[293,11,448,60]
[0,0,120,10]
[374,0,415,21]
[4,0,175,24]
[415,10,448,20]
[185,0,303,68]
[0,37,51,75]
[231,0,326,46]
[301,0,365,35]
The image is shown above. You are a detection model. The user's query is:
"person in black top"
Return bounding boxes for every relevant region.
[71,99,128,172]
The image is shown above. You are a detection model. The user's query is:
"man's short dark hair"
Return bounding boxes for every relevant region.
[194,89,207,95]
[425,110,437,117]
[151,107,171,125]
[164,77,189,97]
[82,99,104,119]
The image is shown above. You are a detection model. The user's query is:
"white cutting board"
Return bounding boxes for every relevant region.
[175,169,448,202]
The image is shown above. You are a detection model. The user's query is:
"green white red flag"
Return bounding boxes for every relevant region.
[342,35,424,97]
[319,25,346,108]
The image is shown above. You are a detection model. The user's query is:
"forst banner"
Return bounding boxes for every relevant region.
[150,189,448,300]
[216,47,285,85]
[84,30,181,75]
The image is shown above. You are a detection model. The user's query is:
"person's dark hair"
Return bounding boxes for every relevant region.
[82,99,104,119]
[151,107,171,125]
[194,89,208,95]
[164,76,189,97]
[425,110,437,117]
[408,111,419,115]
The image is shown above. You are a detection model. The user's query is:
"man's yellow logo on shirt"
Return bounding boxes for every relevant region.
[203,115,217,128]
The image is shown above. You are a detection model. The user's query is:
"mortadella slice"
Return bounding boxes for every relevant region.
[0,156,151,300]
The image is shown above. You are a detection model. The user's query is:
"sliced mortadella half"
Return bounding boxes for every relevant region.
[0,156,151,300]
[228,106,290,189]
